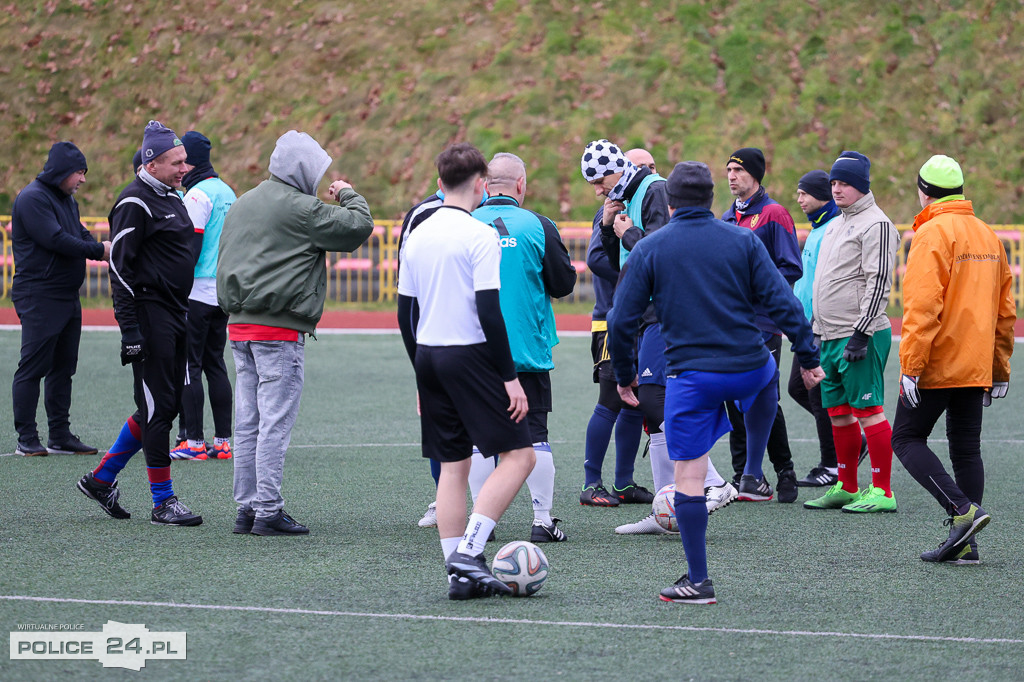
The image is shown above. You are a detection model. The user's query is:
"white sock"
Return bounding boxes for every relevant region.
[649,432,673,492]
[526,442,555,524]
[440,536,461,561]
[457,513,496,556]
[187,439,204,448]
[214,437,230,446]
[826,466,838,475]
[705,457,726,487]
[468,447,494,504]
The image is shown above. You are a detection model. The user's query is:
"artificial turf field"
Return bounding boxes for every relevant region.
[1,330,1022,681]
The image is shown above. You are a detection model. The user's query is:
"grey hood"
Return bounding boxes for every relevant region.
[268,130,332,196]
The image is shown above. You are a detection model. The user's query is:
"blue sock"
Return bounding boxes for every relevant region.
[147,467,174,507]
[583,404,617,486]
[741,384,778,480]
[613,408,644,490]
[674,492,709,584]
[429,458,440,487]
[93,418,142,484]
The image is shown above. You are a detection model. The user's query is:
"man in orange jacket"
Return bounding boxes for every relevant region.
[892,155,1015,564]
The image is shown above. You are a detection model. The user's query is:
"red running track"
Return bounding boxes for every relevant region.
[0,307,927,335]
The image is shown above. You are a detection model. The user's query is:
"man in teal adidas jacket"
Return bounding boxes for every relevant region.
[472,152,577,543]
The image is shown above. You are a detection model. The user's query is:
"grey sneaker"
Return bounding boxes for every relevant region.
[151,496,203,527]
[659,574,716,604]
[921,505,990,562]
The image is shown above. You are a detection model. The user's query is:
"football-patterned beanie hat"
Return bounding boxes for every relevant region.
[581,139,628,181]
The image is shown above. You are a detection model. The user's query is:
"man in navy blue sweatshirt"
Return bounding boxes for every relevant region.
[11,142,109,456]
[722,148,803,502]
[608,161,823,605]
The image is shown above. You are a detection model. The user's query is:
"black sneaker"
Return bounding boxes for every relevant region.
[77,472,131,519]
[151,496,203,526]
[614,482,655,504]
[251,510,309,535]
[47,434,98,455]
[15,437,48,457]
[580,484,620,507]
[920,504,990,562]
[736,474,773,502]
[776,470,798,504]
[445,550,512,597]
[233,508,256,534]
[448,575,495,600]
[796,465,838,487]
[659,574,716,604]
[530,517,567,543]
[943,537,979,565]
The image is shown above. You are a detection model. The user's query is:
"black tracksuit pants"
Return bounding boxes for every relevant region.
[12,294,82,443]
[891,387,985,516]
[727,333,794,478]
[133,301,187,469]
[786,355,838,468]
[179,299,232,441]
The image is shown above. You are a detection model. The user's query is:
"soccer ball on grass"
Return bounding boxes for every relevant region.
[491,541,549,596]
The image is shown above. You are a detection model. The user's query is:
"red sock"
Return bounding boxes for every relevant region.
[831,422,863,493]
[863,420,893,496]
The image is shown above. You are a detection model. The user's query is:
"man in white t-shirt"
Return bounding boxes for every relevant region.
[397,143,536,600]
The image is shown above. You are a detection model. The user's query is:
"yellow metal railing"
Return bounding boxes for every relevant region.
[3,216,1024,309]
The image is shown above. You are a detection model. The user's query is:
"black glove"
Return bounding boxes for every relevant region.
[120,326,146,366]
[842,330,870,363]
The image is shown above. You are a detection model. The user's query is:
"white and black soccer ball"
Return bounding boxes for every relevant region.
[491,541,549,597]
[652,484,678,532]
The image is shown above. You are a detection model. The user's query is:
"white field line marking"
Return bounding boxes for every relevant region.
[1,595,1021,645]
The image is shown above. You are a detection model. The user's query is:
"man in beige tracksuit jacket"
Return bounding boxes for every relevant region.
[807,151,900,514]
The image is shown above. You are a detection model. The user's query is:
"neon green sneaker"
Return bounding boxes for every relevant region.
[803,482,859,510]
[841,486,897,513]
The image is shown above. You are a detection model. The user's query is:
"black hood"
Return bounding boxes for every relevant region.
[36,141,88,188]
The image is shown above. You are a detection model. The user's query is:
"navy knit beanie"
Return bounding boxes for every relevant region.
[727,147,766,184]
[131,149,143,174]
[798,170,832,202]
[141,120,182,163]
[829,151,871,194]
[666,161,714,208]
[181,131,211,166]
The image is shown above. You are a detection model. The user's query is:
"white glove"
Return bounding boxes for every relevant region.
[983,381,1009,407]
[899,374,920,409]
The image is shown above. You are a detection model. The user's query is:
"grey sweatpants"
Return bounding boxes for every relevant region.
[231,338,305,519]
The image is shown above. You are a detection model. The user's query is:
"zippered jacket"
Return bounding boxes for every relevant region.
[900,199,1015,387]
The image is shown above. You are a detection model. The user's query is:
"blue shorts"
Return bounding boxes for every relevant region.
[637,323,666,386]
[663,357,778,461]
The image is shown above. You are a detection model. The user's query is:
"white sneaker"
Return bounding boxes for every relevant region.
[615,512,670,535]
[705,482,738,515]
[418,501,437,528]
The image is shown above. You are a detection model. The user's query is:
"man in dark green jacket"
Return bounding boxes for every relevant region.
[218,130,373,536]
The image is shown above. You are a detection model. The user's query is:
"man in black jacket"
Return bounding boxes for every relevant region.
[76,121,202,526]
[11,142,109,456]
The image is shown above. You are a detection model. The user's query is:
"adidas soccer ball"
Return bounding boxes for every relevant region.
[491,541,549,597]
[652,484,678,532]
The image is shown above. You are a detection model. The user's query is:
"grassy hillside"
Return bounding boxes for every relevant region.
[2,0,1023,225]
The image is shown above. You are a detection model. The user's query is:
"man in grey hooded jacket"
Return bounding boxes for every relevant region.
[218,130,374,536]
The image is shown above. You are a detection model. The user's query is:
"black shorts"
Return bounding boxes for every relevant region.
[519,371,551,442]
[415,344,532,462]
[591,330,615,383]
